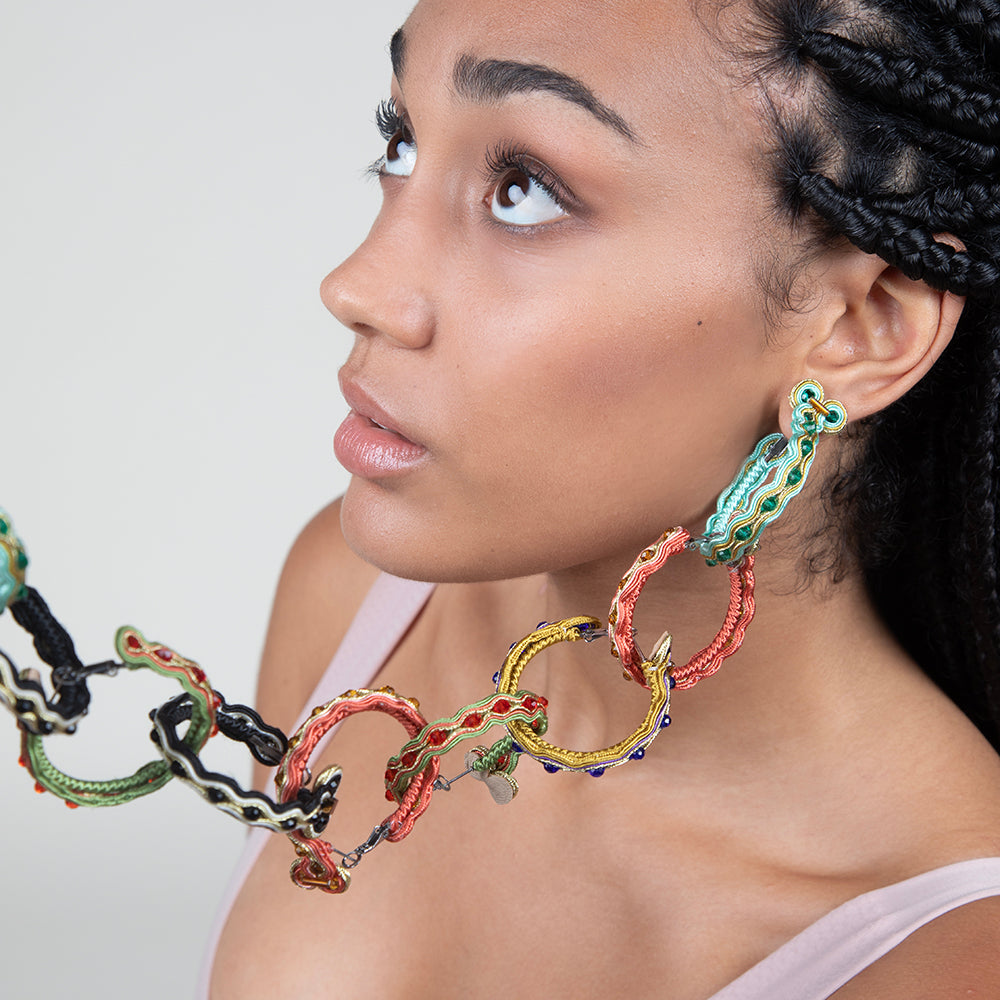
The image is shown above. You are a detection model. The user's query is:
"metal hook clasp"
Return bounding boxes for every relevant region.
[335,822,391,869]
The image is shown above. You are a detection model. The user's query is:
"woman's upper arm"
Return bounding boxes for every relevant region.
[831,894,1000,999]
[251,498,380,790]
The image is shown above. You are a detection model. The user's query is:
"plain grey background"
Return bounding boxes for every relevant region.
[1,2,414,995]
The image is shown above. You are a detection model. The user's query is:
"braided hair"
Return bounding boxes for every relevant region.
[738,0,1000,747]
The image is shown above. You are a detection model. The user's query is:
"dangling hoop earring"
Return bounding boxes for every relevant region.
[608,380,847,687]
[698,380,848,566]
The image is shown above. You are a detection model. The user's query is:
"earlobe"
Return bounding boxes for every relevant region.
[797,253,966,426]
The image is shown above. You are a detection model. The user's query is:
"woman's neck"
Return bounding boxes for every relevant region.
[479,523,921,778]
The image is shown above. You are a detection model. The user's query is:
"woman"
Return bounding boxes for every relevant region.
[206,0,1000,996]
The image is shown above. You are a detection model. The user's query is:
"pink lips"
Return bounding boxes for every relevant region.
[334,379,428,478]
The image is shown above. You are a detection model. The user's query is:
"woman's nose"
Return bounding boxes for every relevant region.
[320,210,436,350]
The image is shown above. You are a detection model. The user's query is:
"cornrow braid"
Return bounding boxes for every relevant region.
[798,31,1000,143]
[870,181,1000,230]
[887,119,997,171]
[797,173,1000,295]
[924,0,1000,58]
[740,0,1000,748]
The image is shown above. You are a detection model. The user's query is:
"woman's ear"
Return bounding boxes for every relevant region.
[779,243,966,435]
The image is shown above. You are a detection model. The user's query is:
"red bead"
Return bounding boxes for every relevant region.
[34,782,45,794]
[17,755,26,768]
[156,648,173,661]
[385,789,395,801]
[193,668,206,683]
[401,751,417,767]
[494,699,511,714]
[65,801,79,810]
[428,729,449,746]
[523,697,538,712]
[463,713,483,728]
[497,755,509,769]
[126,635,141,650]
[384,769,396,782]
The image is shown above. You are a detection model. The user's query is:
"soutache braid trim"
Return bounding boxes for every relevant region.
[10,587,83,672]
[799,30,1000,143]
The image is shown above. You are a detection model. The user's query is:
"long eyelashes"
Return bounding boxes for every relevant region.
[366,99,409,178]
[367,99,574,223]
[375,98,403,142]
[483,141,574,215]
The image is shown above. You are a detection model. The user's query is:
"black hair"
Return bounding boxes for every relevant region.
[740,0,1000,747]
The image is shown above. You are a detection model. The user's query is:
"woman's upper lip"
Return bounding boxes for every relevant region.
[338,373,424,447]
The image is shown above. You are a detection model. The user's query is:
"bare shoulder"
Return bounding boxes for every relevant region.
[252,498,379,783]
[831,893,1000,999]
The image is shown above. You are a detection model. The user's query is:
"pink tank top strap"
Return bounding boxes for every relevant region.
[296,572,436,722]
[196,573,435,998]
[710,857,1000,1000]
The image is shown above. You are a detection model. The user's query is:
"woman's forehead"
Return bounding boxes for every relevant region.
[398,0,746,142]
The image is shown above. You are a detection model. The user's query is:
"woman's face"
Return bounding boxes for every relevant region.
[323,0,801,581]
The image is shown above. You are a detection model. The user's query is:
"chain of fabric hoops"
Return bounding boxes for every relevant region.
[0,381,845,892]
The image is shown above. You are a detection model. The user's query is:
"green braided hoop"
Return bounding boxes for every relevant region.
[384,691,548,799]
[698,380,847,565]
[21,626,219,807]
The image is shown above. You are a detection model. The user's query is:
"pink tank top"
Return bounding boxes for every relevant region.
[198,574,1000,999]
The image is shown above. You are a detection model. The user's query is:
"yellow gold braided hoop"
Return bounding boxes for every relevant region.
[494,618,672,777]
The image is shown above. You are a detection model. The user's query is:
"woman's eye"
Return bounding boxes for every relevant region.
[489,168,568,226]
[384,129,417,177]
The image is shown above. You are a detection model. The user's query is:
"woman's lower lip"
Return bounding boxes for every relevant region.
[334,411,428,478]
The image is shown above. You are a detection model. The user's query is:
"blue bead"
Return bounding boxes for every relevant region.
[630,748,646,761]
[537,621,549,629]
[510,742,524,755]
[660,714,672,728]
[588,768,606,777]
[669,677,676,689]
[543,763,560,774]
[492,671,501,685]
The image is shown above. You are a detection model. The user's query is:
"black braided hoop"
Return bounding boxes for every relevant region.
[150,692,342,835]
[0,648,121,736]
[1,587,121,734]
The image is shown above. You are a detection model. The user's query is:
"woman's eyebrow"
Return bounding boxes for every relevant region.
[388,27,639,144]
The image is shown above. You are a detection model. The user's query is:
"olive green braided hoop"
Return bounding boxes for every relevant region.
[21,626,218,807]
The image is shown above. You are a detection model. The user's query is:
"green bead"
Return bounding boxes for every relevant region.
[705,559,718,567]
[735,526,753,542]
[0,520,7,535]
[16,552,27,570]
[801,440,814,455]
[787,469,803,487]
[826,408,842,424]
[762,497,778,512]
[717,548,732,562]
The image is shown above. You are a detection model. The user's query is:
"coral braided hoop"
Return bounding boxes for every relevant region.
[609,529,756,691]
[275,686,438,894]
